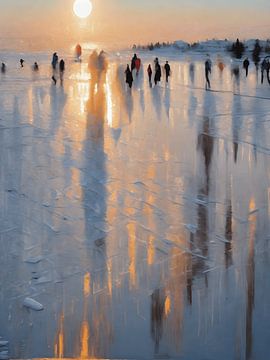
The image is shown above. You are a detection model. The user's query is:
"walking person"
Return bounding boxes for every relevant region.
[135,57,141,76]
[33,62,39,71]
[59,59,65,85]
[51,52,59,70]
[147,64,153,86]
[131,54,137,72]
[1,63,6,73]
[243,58,250,77]
[20,59,25,67]
[154,59,161,86]
[205,58,212,90]
[164,61,171,83]
[125,64,133,89]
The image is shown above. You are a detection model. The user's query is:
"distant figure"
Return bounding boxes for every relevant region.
[135,57,141,75]
[261,59,270,84]
[154,59,161,85]
[147,64,153,85]
[189,62,195,83]
[33,62,39,71]
[51,52,59,69]
[243,58,250,77]
[164,61,171,82]
[217,61,225,72]
[205,59,212,89]
[125,65,133,88]
[1,63,6,73]
[131,54,137,72]
[59,59,65,84]
[98,50,108,72]
[75,44,82,61]
[20,59,25,67]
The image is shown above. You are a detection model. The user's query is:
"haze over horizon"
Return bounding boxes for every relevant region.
[0,0,270,49]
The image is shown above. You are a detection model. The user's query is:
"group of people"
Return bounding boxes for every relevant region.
[1,58,40,74]
[125,54,171,88]
[51,52,65,85]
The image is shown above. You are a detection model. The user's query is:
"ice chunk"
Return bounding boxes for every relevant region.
[23,297,44,311]
[25,256,43,264]
[0,342,8,347]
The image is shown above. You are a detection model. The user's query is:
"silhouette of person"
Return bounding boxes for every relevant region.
[20,59,24,67]
[260,59,269,84]
[205,59,212,89]
[131,54,137,72]
[51,52,59,69]
[1,63,6,73]
[267,60,270,85]
[125,65,133,88]
[59,59,65,85]
[164,61,171,82]
[243,58,250,77]
[154,60,161,85]
[33,62,39,71]
[147,64,153,85]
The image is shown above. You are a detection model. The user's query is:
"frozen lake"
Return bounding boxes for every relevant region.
[0,50,270,360]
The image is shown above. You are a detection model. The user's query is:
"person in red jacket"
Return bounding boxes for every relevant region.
[135,57,141,75]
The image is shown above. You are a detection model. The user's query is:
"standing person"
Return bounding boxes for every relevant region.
[1,63,6,73]
[135,57,141,76]
[51,52,59,69]
[147,64,153,86]
[266,60,270,85]
[125,65,133,89]
[33,62,39,71]
[20,59,24,67]
[261,58,267,84]
[75,44,82,61]
[131,54,137,72]
[205,58,212,90]
[164,61,171,83]
[59,59,65,85]
[154,60,161,86]
[243,58,250,77]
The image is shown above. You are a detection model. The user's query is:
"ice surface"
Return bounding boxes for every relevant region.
[0,47,270,359]
[23,298,44,311]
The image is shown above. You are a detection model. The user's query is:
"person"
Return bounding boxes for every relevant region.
[243,58,250,77]
[135,57,141,75]
[267,60,270,85]
[20,59,24,67]
[205,58,212,89]
[147,64,153,85]
[51,52,59,69]
[59,59,65,85]
[164,61,171,82]
[1,63,6,73]
[261,59,268,84]
[125,64,133,88]
[131,54,137,72]
[33,62,39,71]
[154,59,161,85]
[75,44,82,61]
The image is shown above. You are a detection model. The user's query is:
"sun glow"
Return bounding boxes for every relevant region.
[73,0,93,19]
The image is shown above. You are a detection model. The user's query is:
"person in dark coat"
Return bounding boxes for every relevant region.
[1,63,6,73]
[125,65,133,88]
[243,58,250,77]
[154,60,161,85]
[20,59,24,67]
[51,52,59,69]
[205,59,212,89]
[59,59,65,85]
[33,62,39,71]
[164,61,171,82]
[131,54,137,72]
[147,64,153,85]
[261,59,268,84]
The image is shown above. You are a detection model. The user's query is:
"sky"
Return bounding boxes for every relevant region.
[0,0,269,48]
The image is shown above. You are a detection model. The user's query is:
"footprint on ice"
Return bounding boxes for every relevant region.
[23,297,44,311]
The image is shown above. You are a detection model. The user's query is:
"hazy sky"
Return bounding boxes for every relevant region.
[0,0,269,47]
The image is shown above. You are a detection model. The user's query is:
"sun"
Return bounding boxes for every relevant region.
[73,0,93,19]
